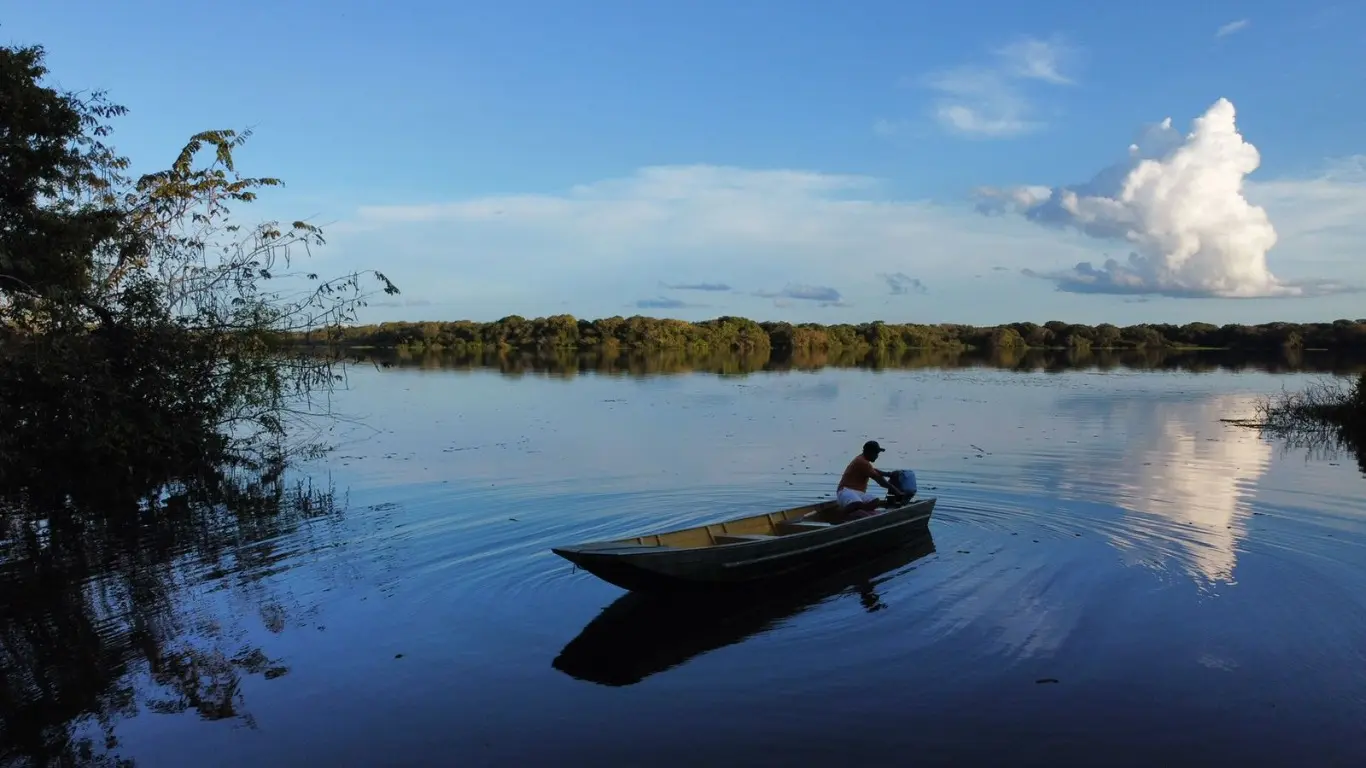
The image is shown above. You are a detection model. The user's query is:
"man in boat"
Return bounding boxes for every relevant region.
[836,440,906,519]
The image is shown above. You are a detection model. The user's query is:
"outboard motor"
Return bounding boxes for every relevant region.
[886,468,918,500]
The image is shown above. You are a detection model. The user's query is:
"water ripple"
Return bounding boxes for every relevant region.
[37,363,1366,766]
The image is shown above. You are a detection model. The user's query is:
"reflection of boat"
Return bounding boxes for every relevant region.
[552,532,937,686]
[551,496,936,592]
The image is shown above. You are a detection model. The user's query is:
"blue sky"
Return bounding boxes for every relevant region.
[7,0,1365,326]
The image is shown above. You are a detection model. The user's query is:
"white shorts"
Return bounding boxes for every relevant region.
[836,487,879,508]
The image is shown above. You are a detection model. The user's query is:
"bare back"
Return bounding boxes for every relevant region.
[838,455,881,493]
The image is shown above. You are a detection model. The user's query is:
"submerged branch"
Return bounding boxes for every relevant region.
[1253,373,1366,436]
[1231,373,1366,473]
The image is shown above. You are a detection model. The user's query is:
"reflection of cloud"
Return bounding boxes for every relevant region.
[1048,392,1272,584]
[909,388,1277,661]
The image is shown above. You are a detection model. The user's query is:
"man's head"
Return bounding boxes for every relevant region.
[862,440,885,461]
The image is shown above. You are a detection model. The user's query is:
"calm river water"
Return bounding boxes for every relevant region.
[6,354,1366,766]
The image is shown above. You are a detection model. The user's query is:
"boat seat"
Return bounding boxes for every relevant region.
[713,533,776,545]
[776,520,832,534]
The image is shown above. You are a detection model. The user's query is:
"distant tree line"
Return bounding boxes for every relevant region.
[292,315,1366,355]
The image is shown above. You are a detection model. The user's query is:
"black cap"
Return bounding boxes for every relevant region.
[863,440,885,455]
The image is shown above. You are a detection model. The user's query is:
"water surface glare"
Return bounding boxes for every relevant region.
[12,362,1366,766]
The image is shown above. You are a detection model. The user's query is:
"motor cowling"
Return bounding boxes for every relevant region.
[886,468,918,497]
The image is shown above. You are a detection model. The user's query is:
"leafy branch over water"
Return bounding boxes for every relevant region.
[0,38,395,767]
[0,42,398,500]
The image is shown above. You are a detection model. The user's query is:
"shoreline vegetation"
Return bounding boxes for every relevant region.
[287,315,1366,357]
[298,314,1366,460]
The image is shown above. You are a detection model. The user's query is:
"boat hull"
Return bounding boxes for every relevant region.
[552,531,938,685]
[552,497,936,592]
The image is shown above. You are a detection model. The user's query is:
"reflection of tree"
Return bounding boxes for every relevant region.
[1254,418,1366,479]
[0,466,344,767]
[348,346,1366,380]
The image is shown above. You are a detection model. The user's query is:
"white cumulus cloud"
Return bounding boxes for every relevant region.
[974,98,1361,299]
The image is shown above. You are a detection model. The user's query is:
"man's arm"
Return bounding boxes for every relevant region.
[872,467,905,495]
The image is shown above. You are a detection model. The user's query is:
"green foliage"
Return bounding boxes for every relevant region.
[0,42,398,502]
[988,326,1027,351]
[296,315,1366,356]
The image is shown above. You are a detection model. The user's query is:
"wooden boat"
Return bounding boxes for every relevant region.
[551,494,936,592]
[552,531,937,685]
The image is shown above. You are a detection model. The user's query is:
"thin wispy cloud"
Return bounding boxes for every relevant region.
[365,297,433,308]
[872,119,904,137]
[1216,19,1250,38]
[660,281,731,291]
[755,284,849,307]
[926,69,1039,137]
[917,35,1077,138]
[1323,154,1365,182]
[879,272,928,295]
[635,297,698,309]
[995,37,1074,84]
